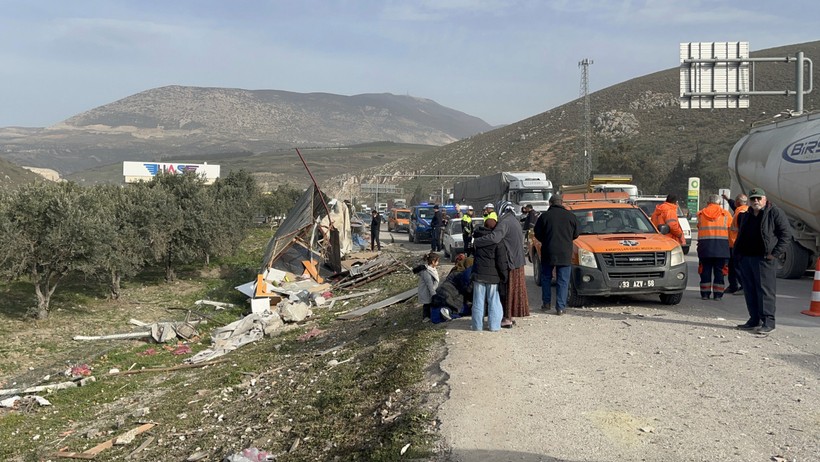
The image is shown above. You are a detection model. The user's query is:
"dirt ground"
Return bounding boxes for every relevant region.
[436,284,820,462]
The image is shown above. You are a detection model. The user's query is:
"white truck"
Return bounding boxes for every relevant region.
[727,111,820,278]
[453,172,554,215]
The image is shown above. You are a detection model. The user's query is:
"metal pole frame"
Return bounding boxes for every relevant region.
[682,53,813,114]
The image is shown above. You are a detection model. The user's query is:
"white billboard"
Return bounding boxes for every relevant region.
[123,161,221,184]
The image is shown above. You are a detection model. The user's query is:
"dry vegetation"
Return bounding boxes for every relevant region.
[0,228,447,461]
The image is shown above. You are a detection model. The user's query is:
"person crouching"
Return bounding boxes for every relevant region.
[470,218,507,331]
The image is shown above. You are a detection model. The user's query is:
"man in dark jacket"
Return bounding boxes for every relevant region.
[533,195,579,315]
[470,218,507,331]
[733,188,792,334]
[370,210,382,251]
[430,205,444,252]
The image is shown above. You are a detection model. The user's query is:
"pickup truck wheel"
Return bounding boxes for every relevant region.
[408,231,413,242]
[450,248,457,263]
[776,240,810,279]
[682,245,690,255]
[532,256,542,287]
[567,282,585,307]
[659,292,683,305]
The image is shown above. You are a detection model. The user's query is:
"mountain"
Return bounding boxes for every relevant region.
[0,87,492,175]
[334,41,820,200]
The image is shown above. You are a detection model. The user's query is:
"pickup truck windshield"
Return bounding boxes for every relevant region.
[396,211,410,219]
[573,207,657,235]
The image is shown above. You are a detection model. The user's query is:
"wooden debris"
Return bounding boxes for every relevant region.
[73,332,150,341]
[194,299,236,309]
[108,359,225,376]
[54,423,155,459]
[126,436,154,459]
[0,377,95,396]
[327,288,381,302]
[337,288,418,320]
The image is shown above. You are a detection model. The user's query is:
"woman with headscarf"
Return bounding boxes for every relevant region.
[471,200,530,327]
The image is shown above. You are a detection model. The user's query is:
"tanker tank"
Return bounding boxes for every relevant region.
[728,111,820,278]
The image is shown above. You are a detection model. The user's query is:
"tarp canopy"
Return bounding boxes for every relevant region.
[260,185,351,276]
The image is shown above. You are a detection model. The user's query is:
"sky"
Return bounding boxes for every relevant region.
[1,0,818,127]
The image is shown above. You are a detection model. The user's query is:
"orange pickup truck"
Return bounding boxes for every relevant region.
[530,193,687,306]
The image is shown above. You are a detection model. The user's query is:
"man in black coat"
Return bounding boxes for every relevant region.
[533,195,579,315]
[430,204,444,252]
[733,188,792,334]
[370,210,382,251]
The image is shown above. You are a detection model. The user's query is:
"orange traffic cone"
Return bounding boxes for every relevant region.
[801,257,820,317]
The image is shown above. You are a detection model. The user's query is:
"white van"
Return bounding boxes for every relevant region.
[634,196,692,255]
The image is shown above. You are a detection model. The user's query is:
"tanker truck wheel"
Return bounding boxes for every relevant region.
[776,241,810,279]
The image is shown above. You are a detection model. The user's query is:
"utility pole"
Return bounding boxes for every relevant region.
[578,58,593,183]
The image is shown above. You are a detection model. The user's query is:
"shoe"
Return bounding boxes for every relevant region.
[541,303,551,311]
[736,322,760,330]
[724,287,738,294]
[556,310,564,316]
[440,308,452,321]
[733,289,744,296]
[713,296,723,301]
[756,325,775,334]
[701,296,710,300]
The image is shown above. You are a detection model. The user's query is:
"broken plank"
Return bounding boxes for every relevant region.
[54,423,156,460]
[336,288,418,320]
[108,359,225,376]
[73,332,149,341]
[327,288,381,302]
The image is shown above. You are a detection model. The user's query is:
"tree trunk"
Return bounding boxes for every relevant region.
[110,271,121,300]
[32,283,50,320]
[165,247,175,282]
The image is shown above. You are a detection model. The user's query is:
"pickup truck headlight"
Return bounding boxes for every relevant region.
[578,248,597,269]
[670,246,685,266]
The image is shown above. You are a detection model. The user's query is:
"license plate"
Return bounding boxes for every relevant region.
[618,280,655,288]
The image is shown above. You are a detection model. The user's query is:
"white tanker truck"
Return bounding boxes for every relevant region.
[728,111,820,278]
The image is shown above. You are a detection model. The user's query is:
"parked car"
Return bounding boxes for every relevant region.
[387,208,411,232]
[443,217,483,262]
[408,204,457,243]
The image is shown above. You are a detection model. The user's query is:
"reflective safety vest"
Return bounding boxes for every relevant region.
[697,204,731,258]
[461,214,473,235]
[728,204,749,248]
[483,211,498,221]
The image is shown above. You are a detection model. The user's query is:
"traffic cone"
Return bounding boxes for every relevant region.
[801,257,820,317]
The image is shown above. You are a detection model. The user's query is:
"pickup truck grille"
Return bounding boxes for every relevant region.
[608,271,665,279]
[602,252,666,268]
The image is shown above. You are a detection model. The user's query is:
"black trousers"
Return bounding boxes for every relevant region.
[738,255,777,327]
[431,227,442,251]
[370,230,381,250]
[699,257,728,299]
[727,248,741,290]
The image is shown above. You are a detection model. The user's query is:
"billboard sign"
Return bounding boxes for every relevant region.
[123,161,220,184]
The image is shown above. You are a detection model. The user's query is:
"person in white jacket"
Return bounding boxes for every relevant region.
[416,252,440,319]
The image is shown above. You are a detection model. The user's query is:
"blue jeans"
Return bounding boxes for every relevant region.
[540,264,571,311]
[472,282,502,331]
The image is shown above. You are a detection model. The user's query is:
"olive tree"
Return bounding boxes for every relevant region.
[0,181,109,319]
[92,183,180,298]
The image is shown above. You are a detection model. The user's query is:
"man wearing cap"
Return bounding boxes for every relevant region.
[733,188,792,334]
[482,203,498,221]
[461,205,475,256]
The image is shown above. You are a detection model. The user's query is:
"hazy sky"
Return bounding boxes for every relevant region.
[1,0,818,127]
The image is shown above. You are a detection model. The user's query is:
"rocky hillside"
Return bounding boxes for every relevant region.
[0,88,492,174]
[331,40,820,199]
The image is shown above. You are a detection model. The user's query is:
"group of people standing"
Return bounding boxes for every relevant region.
[418,200,530,331]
